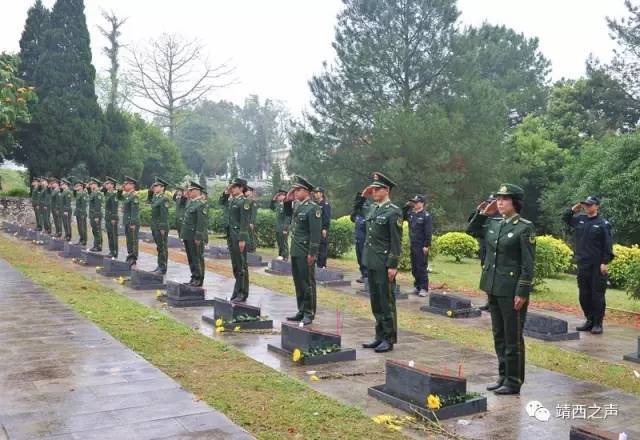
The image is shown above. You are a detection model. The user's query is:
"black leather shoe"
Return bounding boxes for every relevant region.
[301,317,313,326]
[486,381,504,391]
[362,340,382,349]
[95,248,102,252]
[89,247,98,252]
[356,277,365,284]
[374,341,394,353]
[591,321,603,334]
[479,303,490,311]
[576,319,593,331]
[286,314,303,322]
[494,386,520,395]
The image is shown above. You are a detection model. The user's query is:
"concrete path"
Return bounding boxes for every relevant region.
[0,258,253,440]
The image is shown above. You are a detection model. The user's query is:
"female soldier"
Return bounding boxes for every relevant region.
[467,183,535,395]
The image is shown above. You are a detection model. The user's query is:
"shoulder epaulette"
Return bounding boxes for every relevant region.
[519,218,532,225]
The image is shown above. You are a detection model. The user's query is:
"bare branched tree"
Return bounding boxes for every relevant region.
[97,10,127,109]
[126,33,235,138]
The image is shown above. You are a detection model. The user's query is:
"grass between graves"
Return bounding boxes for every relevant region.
[159,244,640,398]
[0,168,27,194]
[0,236,401,440]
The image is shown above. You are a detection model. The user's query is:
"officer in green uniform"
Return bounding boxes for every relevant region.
[102,177,119,258]
[73,180,89,246]
[181,181,209,287]
[244,185,257,253]
[119,176,140,266]
[359,172,402,353]
[284,176,322,326]
[41,178,52,234]
[220,178,251,301]
[30,178,41,231]
[270,189,290,261]
[87,178,103,252]
[467,183,535,395]
[50,178,63,238]
[148,177,171,274]
[173,186,187,235]
[60,178,73,241]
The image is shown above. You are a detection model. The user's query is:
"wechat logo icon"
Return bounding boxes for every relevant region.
[526,401,551,422]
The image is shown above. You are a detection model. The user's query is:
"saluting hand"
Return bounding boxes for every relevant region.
[481,200,498,216]
[571,203,582,213]
[361,185,375,199]
[285,189,296,202]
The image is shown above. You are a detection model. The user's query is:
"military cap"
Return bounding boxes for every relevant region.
[495,183,524,199]
[104,176,118,185]
[370,172,396,190]
[188,181,204,191]
[314,186,326,194]
[74,180,86,188]
[275,188,288,195]
[123,176,137,185]
[245,185,254,192]
[90,177,103,185]
[290,175,314,192]
[47,177,59,183]
[581,195,601,206]
[411,194,426,203]
[152,177,169,187]
[60,178,71,186]
[230,177,248,188]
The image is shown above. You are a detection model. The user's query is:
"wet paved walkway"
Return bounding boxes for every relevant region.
[0,258,253,440]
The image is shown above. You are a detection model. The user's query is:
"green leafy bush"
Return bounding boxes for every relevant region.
[435,232,478,262]
[624,258,640,300]
[328,216,354,258]
[533,235,573,286]
[1,187,30,197]
[255,209,276,248]
[398,222,438,271]
[208,208,226,234]
[608,244,640,288]
[139,204,176,229]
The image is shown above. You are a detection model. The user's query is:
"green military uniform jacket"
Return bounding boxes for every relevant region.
[103,190,119,221]
[148,191,170,230]
[362,200,402,270]
[61,189,72,214]
[51,189,61,213]
[467,213,536,298]
[181,197,208,241]
[120,191,140,225]
[226,195,250,242]
[42,187,52,211]
[88,189,103,218]
[74,191,88,217]
[173,193,187,230]
[219,192,231,230]
[31,186,39,206]
[288,198,322,258]
[270,200,290,233]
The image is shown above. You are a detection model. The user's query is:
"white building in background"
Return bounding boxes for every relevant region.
[269,145,291,178]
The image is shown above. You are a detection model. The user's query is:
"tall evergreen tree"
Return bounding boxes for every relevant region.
[30,0,102,177]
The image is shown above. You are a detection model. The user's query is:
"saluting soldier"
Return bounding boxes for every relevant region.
[50,178,63,238]
[173,186,187,235]
[351,192,371,283]
[73,180,89,246]
[467,183,535,395]
[313,187,331,269]
[270,189,291,261]
[41,178,52,234]
[359,172,402,353]
[87,178,104,252]
[148,177,171,274]
[102,177,119,258]
[181,181,209,287]
[403,195,433,297]
[284,176,322,326]
[220,178,251,302]
[60,178,73,241]
[244,185,258,253]
[119,176,140,267]
[30,178,41,231]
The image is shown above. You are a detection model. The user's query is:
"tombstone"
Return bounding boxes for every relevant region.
[358,278,408,300]
[128,268,166,290]
[167,235,182,248]
[139,230,154,242]
[98,258,131,277]
[368,360,487,421]
[35,231,50,245]
[26,228,39,241]
[79,250,104,267]
[117,224,125,235]
[0,221,10,231]
[267,323,356,365]
[46,237,65,252]
[16,225,28,238]
[524,312,579,341]
[420,292,481,318]
[202,298,273,330]
[623,337,640,364]
[265,259,292,275]
[161,280,213,307]
[569,425,621,440]
[206,245,230,259]
[316,267,351,287]
[62,242,83,258]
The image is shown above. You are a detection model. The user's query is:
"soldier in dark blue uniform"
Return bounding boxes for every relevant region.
[313,187,331,269]
[403,195,432,297]
[351,192,370,283]
[562,196,614,334]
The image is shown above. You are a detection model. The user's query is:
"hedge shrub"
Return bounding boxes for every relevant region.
[1,188,30,197]
[139,205,176,229]
[255,209,277,248]
[328,216,354,258]
[624,258,640,300]
[533,235,573,286]
[608,244,640,288]
[435,232,478,263]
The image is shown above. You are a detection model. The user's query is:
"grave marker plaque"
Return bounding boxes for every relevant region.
[128,268,166,290]
[623,337,640,364]
[62,242,83,258]
[265,259,292,275]
[420,292,481,318]
[202,298,273,330]
[79,250,104,267]
[358,278,408,299]
[267,323,356,365]
[162,280,212,307]
[46,237,65,252]
[98,258,131,277]
[569,425,620,440]
[524,312,579,341]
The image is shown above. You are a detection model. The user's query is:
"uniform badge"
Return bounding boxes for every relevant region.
[397,218,403,227]
[373,173,379,181]
[315,210,321,218]
[244,203,250,210]
[500,185,508,193]
[507,232,514,238]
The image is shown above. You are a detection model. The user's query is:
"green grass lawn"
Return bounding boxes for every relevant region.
[0,167,27,194]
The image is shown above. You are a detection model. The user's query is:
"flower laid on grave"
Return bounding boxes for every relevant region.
[233,326,241,332]
[310,375,320,382]
[371,414,415,432]
[446,310,453,317]
[116,276,125,284]
[215,326,225,333]
[427,394,441,410]
[215,318,223,327]
[155,290,163,299]
[234,313,260,322]
[292,348,303,362]
[301,344,341,358]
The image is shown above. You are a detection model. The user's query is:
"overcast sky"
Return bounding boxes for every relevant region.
[1,0,631,116]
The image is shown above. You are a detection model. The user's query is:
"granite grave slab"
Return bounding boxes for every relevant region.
[420,292,481,318]
[97,258,131,277]
[128,268,166,290]
[623,337,640,364]
[62,241,83,258]
[358,278,408,299]
[161,280,213,307]
[202,298,273,330]
[569,425,622,440]
[79,249,105,266]
[524,312,580,341]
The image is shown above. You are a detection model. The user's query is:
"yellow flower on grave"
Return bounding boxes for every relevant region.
[310,375,320,382]
[426,394,441,410]
[233,326,241,332]
[96,266,102,270]
[215,326,225,333]
[155,290,163,299]
[446,310,453,317]
[292,348,302,362]
[116,276,125,285]
[215,318,223,328]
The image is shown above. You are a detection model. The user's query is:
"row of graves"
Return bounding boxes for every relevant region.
[1,220,636,437]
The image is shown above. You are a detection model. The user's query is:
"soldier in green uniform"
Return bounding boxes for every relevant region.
[359,172,402,353]
[270,189,290,261]
[119,176,140,266]
[173,186,187,235]
[102,177,119,258]
[41,178,52,234]
[50,178,63,238]
[73,180,89,246]
[148,177,171,274]
[181,181,209,287]
[220,178,251,301]
[60,178,73,241]
[30,178,41,231]
[87,178,103,252]
[284,176,322,326]
[244,185,258,253]
[467,183,535,395]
